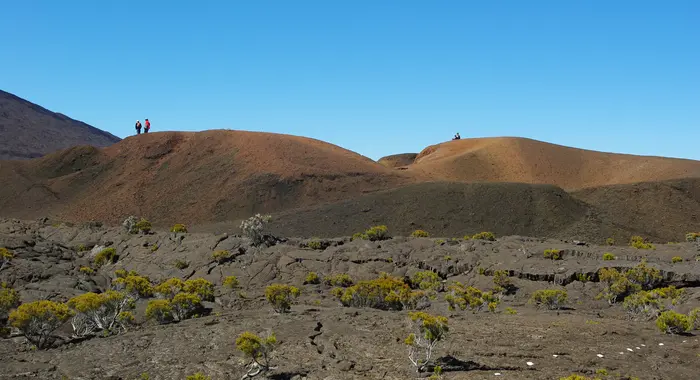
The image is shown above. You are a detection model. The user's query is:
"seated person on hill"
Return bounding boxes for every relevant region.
[453,132,461,140]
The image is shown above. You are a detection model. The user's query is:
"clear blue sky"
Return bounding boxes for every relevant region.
[2,0,698,161]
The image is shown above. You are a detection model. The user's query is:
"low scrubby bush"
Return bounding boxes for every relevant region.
[543,249,562,260]
[529,289,568,310]
[183,278,215,301]
[223,276,240,288]
[145,299,174,324]
[597,261,662,304]
[410,271,441,291]
[353,225,389,241]
[333,273,429,311]
[171,224,187,233]
[685,232,700,242]
[265,284,300,313]
[171,292,202,320]
[445,282,499,313]
[154,278,185,299]
[602,252,615,261]
[304,272,320,285]
[113,274,153,298]
[656,310,692,334]
[471,232,496,241]
[629,235,655,250]
[606,237,615,246]
[67,291,135,337]
[492,270,514,293]
[323,273,353,287]
[307,239,324,250]
[185,373,210,380]
[622,286,685,320]
[405,311,449,373]
[134,218,152,234]
[9,300,73,349]
[174,260,189,270]
[672,256,683,263]
[0,247,13,271]
[236,331,277,377]
[240,214,272,246]
[410,230,430,238]
[212,250,232,263]
[0,283,20,321]
[93,247,117,267]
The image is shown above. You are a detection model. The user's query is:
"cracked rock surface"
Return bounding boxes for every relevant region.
[1,218,699,379]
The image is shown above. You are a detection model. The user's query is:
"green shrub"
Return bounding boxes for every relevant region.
[492,270,514,292]
[435,239,445,245]
[0,283,20,320]
[445,282,499,313]
[134,218,152,234]
[76,244,89,252]
[505,307,517,315]
[689,307,700,330]
[171,292,202,320]
[67,291,134,337]
[174,260,189,270]
[471,232,496,241]
[630,235,655,250]
[622,286,685,320]
[307,239,324,250]
[323,273,354,287]
[236,331,276,375]
[559,375,596,380]
[405,311,449,373]
[113,275,153,298]
[333,273,429,311]
[9,300,73,349]
[685,232,700,242]
[171,224,187,233]
[79,266,94,275]
[304,272,320,285]
[411,271,441,291]
[606,237,615,246]
[602,252,615,261]
[150,244,159,253]
[185,373,210,380]
[543,249,562,260]
[265,284,300,313]
[411,230,430,238]
[93,248,117,267]
[212,250,232,263]
[145,299,173,324]
[672,256,683,263]
[353,225,389,241]
[576,273,592,282]
[154,278,185,299]
[529,289,568,310]
[183,278,215,301]
[597,261,662,304]
[656,310,692,334]
[223,276,240,288]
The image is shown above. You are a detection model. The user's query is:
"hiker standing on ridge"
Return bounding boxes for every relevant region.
[144,118,151,133]
[135,120,142,135]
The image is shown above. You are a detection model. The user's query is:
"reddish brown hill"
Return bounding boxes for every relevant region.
[0,90,120,160]
[377,153,417,168]
[406,137,700,190]
[0,130,411,225]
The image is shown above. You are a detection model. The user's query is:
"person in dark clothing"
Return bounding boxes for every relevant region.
[453,132,461,140]
[135,120,142,135]
[144,119,151,133]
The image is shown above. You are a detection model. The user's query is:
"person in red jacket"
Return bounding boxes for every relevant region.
[144,119,151,133]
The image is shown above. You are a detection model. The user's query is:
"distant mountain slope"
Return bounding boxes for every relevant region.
[0,90,120,160]
[406,137,700,190]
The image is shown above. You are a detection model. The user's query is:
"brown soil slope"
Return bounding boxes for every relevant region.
[407,137,700,190]
[377,153,417,168]
[0,130,410,225]
[260,179,700,243]
[0,90,120,160]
